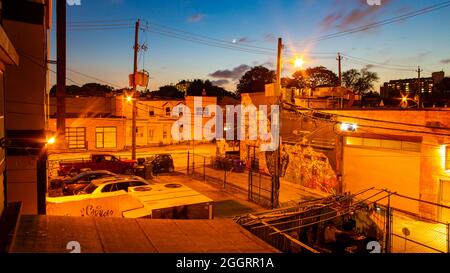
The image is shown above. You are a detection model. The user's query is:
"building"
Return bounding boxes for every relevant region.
[48,94,220,152]
[380,71,446,100]
[0,6,19,218]
[240,89,450,222]
[2,0,52,215]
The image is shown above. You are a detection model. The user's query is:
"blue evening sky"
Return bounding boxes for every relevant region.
[50,0,450,92]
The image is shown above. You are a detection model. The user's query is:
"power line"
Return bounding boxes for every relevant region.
[296,1,450,44]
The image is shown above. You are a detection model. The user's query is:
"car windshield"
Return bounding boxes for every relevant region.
[70,172,88,182]
[84,183,98,194]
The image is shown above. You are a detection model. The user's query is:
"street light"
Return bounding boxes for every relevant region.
[47,136,56,145]
[126,96,133,103]
[294,57,304,68]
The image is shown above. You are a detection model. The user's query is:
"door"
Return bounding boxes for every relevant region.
[439,180,450,222]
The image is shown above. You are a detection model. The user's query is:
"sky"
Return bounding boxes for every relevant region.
[50,0,450,92]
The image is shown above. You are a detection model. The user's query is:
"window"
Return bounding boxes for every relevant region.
[84,184,98,194]
[136,126,144,137]
[116,182,130,192]
[203,107,209,116]
[65,127,86,149]
[165,107,171,116]
[195,107,203,116]
[148,129,154,141]
[101,184,113,193]
[149,106,155,117]
[96,127,117,148]
[163,130,168,139]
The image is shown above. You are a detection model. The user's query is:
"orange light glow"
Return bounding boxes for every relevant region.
[47,137,56,145]
[294,57,304,68]
[126,96,133,102]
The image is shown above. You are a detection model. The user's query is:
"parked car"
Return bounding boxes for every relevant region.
[56,170,117,196]
[58,154,136,176]
[147,154,175,174]
[79,176,152,195]
[211,151,245,172]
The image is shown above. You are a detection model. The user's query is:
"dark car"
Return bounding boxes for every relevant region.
[148,154,175,174]
[58,170,117,196]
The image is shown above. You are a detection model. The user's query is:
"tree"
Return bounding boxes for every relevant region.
[236,66,275,94]
[291,66,339,89]
[342,68,379,95]
[49,83,115,96]
[146,85,185,99]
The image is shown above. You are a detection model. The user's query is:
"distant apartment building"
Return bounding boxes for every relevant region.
[380,71,446,99]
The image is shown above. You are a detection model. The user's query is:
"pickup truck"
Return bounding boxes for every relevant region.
[58,154,136,177]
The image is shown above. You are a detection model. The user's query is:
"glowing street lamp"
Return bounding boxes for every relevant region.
[126,96,133,103]
[47,136,56,145]
[294,57,304,68]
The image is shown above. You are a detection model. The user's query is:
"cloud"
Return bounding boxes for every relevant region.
[235,37,252,43]
[211,79,230,86]
[319,0,394,32]
[263,33,276,43]
[441,59,450,64]
[187,13,205,23]
[209,64,251,80]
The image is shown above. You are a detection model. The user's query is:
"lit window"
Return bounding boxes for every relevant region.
[165,107,171,116]
[195,107,203,116]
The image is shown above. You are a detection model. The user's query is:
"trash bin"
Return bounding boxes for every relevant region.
[134,165,145,178]
[144,162,154,180]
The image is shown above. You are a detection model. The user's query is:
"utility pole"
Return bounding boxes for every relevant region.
[337,52,342,86]
[416,66,423,109]
[272,37,283,209]
[56,0,66,147]
[131,19,140,160]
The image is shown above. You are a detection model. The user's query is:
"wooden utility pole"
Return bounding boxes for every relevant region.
[131,19,140,160]
[416,66,423,109]
[56,0,66,146]
[337,52,342,86]
[272,37,283,209]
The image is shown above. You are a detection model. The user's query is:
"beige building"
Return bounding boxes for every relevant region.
[0,15,20,217]
[48,95,220,152]
[2,0,52,215]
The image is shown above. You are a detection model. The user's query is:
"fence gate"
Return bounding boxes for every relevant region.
[247,145,274,208]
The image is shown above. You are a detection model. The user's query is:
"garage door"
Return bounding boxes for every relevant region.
[343,137,421,213]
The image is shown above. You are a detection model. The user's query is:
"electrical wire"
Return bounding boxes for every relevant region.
[296,1,450,44]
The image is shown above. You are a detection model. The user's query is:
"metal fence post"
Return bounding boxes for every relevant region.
[203,156,206,181]
[447,223,450,253]
[187,151,189,175]
[223,168,226,190]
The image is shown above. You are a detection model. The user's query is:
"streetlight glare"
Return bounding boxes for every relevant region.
[126,96,133,102]
[294,57,304,68]
[47,136,56,145]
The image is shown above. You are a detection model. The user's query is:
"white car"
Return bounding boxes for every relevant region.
[79,175,152,195]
